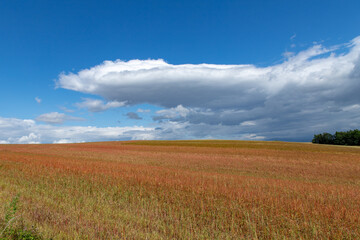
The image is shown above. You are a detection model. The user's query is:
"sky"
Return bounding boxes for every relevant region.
[1,0,360,143]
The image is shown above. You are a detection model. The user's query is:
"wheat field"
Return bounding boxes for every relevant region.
[0,140,359,239]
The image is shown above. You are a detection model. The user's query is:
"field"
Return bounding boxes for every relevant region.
[0,140,359,239]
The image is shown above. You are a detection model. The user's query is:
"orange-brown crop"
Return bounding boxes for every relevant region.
[0,140,359,239]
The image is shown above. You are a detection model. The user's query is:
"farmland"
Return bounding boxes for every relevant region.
[0,140,359,239]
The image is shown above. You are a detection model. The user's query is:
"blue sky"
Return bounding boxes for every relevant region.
[1,0,360,143]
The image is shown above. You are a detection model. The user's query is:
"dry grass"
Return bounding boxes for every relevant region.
[0,140,359,239]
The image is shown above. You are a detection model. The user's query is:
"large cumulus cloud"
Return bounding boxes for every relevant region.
[56,37,360,141]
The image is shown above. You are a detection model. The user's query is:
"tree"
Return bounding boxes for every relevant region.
[313,129,360,146]
[312,132,334,144]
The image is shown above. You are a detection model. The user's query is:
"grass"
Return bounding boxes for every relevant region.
[1,194,43,239]
[0,140,359,239]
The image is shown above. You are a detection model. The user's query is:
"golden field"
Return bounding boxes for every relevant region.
[0,140,359,239]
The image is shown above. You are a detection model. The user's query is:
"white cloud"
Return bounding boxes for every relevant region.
[343,104,360,111]
[35,97,41,103]
[290,34,296,40]
[155,105,190,120]
[75,98,126,112]
[36,112,84,124]
[53,139,77,144]
[55,36,360,141]
[241,121,256,126]
[18,133,41,144]
[58,38,360,110]
[0,115,269,143]
[59,106,75,113]
[0,116,154,144]
[282,51,295,58]
[243,134,265,140]
[137,108,151,113]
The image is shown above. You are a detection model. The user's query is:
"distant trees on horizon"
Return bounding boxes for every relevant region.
[312,129,360,146]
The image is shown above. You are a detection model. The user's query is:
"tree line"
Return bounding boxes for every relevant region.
[312,129,360,145]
